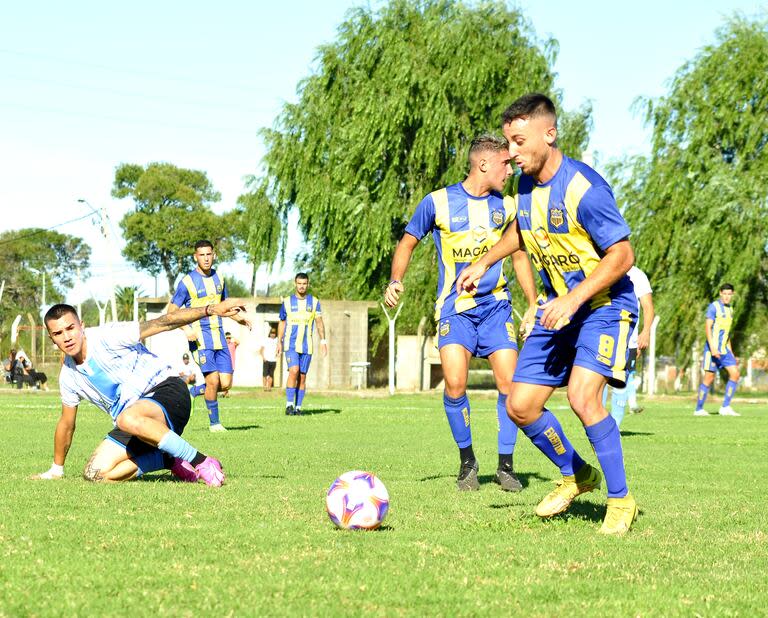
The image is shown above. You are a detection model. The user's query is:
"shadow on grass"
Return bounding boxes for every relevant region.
[619,430,654,437]
[333,524,394,532]
[548,500,605,524]
[295,408,342,416]
[225,424,262,431]
[478,471,548,489]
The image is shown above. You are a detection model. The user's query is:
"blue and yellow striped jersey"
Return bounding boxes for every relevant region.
[279,294,322,354]
[406,183,516,321]
[513,155,636,313]
[170,268,228,350]
[705,300,733,354]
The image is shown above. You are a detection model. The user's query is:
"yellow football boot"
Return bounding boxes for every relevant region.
[535,463,603,518]
[598,493,638,535]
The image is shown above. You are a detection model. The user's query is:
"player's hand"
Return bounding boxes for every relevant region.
[275,342,283,356]
[519,304,538,341]
[320,341,328,357]
[185,330,198,343]
[711,350,721,359]
[32,465,64,480]
[539,293,582,330]
[212,298,248,318]
[384,281,404,307]
[455,262,488,294]
[637,330,650,351]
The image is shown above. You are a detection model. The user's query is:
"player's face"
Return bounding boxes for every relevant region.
[503,115,556,179]
[720,289,734,304]
[194,246,215,272]
[47,312,85,358]
[295,277,309,297]
[482,150,513,192]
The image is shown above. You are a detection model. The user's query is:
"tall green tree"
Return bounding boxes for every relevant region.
[259,0,590,332]
[0,229,90,336]
[112,162,237,294]
[114,285,147,321]
[610,15,768,361]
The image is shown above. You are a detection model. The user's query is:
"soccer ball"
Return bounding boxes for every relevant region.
[325,471,390,530]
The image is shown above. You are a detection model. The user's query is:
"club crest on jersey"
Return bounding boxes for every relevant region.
[472,225,487,244]
[549,208,564,228]
[491,209,504,227]
[439,320,450,337]
[533,226,550,249]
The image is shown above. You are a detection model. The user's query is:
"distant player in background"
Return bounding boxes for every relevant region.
[694,283,740,416]
[458,94,638,534]
[385,133,538,492]
[168,240,251,432]
[607,266,654,426]
[259,328,279,391]
[223,331,239,397]
[276,273,327,415]
[32,299,247,486]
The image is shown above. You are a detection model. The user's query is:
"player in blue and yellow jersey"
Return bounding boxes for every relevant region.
[458,94,638,534]
[385,134,538,493]
[276,273,327,415]
[694,283,740,416]
[168,240,251,432]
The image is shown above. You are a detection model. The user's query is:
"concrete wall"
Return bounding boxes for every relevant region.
[140,297,374,389]
[395,334,440,391]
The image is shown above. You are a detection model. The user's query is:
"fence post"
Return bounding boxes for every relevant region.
[380,303,404,396]
[647,315,660,396]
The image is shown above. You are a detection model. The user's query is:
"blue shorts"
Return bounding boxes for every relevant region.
[193,348,233,376]
[436,301,518,358]
[513,304,637,388]
[702,347,737,372]
[286,350,312,374]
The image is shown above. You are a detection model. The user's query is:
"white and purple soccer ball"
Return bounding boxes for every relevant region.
[325,471,390,530]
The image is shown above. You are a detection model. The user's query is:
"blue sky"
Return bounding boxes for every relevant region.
[0,0,761,302]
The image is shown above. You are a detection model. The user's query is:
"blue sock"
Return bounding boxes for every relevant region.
[695,384,710,410]
[496,393,518,455]
[585,416,628,498]
[189,384,205,397]
[205,399,220,425]
[611,387,627,427]
[443,392,472,448]
[286,387,297,408]
[601,385,609,409]
[520,410,585,476]
[157,431,198,463]
[296,389,306,409]
[723,380,738,407]
[133,450,165,477]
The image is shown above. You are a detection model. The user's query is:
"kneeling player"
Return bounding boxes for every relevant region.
[385,133,537,491]
[33,299,248,485]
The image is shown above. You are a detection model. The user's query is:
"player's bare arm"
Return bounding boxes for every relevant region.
[456,218,523,293]
[316,316,328,357]
[140,298,247,339]
[637,293,655,351]
[32,404,78,479]
[539,239,634,330]
[704,318,719,358]
[276,320,286,356]
[385,233,419,307]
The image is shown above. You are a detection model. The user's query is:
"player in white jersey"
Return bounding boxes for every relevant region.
[33,298,247,486]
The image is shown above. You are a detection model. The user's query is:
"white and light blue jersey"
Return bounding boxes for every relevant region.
[58,322,174,422]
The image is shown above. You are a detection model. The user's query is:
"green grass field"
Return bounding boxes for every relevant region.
[1,389,766,616]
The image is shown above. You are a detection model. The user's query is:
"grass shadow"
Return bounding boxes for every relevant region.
[478,471,548,489]
[548,500,605,524]
[296,408,342,416]
[619,430,654,437]
[225,424,262,431]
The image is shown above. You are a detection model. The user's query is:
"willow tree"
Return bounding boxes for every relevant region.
[611,15,768,361]
[260,0,590,332]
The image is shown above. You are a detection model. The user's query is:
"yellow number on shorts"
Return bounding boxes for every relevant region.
[598,334,615,363]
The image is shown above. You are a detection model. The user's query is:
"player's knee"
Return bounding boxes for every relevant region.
[443,376,467,398]
[506,396,530,425]
[116,409,142,435]
[566,389,595,417]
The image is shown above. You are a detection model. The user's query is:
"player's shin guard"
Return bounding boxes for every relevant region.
[585,416,628,498]
[520,410,585,476]
[158,431,198,464]
[610,387,627,427]
[204,399,220,425]
[296,388,306,409]
[626,370,638,409]
[723,379,739,407]
[695,384,710,410]
[133,450,165,477]
[496,393,518,455]
[443,392,472,449]
[286,387,297,408]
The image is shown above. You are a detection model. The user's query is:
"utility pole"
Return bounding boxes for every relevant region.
[380,302,404,396]
[78,198,118,321]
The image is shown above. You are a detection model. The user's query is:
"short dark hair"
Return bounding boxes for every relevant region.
[194,240,214,251]
[468,134,509,162]
[182,353,189,359]
[501,93,557,127]
[295,272,309,282]
[225,331,231,337]
[44,303,79,326]
[720,283,734,292]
